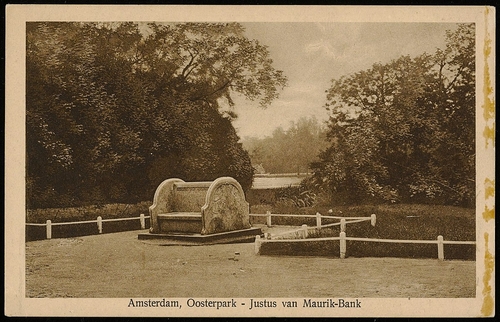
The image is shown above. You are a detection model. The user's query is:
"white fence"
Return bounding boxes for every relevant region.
[255,232,476,261]
[252,212,475,261]
[28,211,368,240]
[26,211,476,260]
[250,211,376,228]
[26,214,149,239]
[249,211,375,240]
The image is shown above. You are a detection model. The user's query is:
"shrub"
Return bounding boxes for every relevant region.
[26,202,151,224]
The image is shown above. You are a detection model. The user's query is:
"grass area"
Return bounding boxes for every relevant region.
[258,236,475,260]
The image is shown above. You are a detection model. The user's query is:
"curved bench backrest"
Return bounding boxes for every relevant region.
[149,178,183,233]
[171,181,213,212]
[201,177,251,235]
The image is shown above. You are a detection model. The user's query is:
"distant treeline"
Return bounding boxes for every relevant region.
[242,116,329,175]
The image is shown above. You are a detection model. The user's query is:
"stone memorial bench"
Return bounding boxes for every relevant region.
[148,177,254,236]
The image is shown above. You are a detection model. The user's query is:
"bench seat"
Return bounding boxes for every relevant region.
[157,212,202,220]
[157,212,202,233]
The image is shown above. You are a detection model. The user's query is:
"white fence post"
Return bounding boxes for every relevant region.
[97,216,102,234]
[340,231,346,259]
[437,235,444,260]
[140,213,145,229]
[316,212,322,228]
[371,214,376,226]
[301,224,308,238]
[254,235,262,254]
[46,220,52,239]
[340,218,346,232]
[266,211,272,227]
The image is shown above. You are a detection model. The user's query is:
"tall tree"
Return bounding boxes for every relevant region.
[26,22,287,208]
[311,24,475,206]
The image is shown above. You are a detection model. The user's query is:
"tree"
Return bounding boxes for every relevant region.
[311,24,475,206]
[133,22,287,110]
[26,22,287,208]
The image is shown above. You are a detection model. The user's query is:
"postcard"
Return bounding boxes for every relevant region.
[5,5,495,317]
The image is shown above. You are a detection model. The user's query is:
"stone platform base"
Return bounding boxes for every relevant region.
[137,227,262,246]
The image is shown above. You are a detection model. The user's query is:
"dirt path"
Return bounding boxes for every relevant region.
[26,229,475,298]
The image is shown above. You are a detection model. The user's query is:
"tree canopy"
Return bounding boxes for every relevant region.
[310,24,475,207]
[26,22,287,208]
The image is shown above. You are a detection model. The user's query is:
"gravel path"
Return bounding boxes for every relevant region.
[25,229,475,298]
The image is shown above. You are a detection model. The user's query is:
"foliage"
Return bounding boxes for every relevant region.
[26,22,287,208]
[311,24,475,207]
[272,185,316,208]
[26,202,151,224]
[242,116,329,174]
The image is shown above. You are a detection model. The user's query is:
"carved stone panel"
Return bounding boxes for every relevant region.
[201,177,250,235]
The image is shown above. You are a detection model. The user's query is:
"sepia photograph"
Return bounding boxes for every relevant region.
[5,5,495,317]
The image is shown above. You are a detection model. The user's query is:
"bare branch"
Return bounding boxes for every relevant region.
[181,50,198,79]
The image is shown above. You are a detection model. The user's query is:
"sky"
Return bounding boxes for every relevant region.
[230,22,459,139]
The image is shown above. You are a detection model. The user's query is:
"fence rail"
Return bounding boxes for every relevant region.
[249,213,371,220]
[250,211,376,239]
[26,214,149,239]
[27,211,475,260]
[254,231,475,260]
[27,211,370,240]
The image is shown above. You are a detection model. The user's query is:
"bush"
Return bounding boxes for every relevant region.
[26,202,151,224]
[26,202,152,241]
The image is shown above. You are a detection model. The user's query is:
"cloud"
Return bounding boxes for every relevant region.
[285,82,321,95]
[305,39,337,58]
